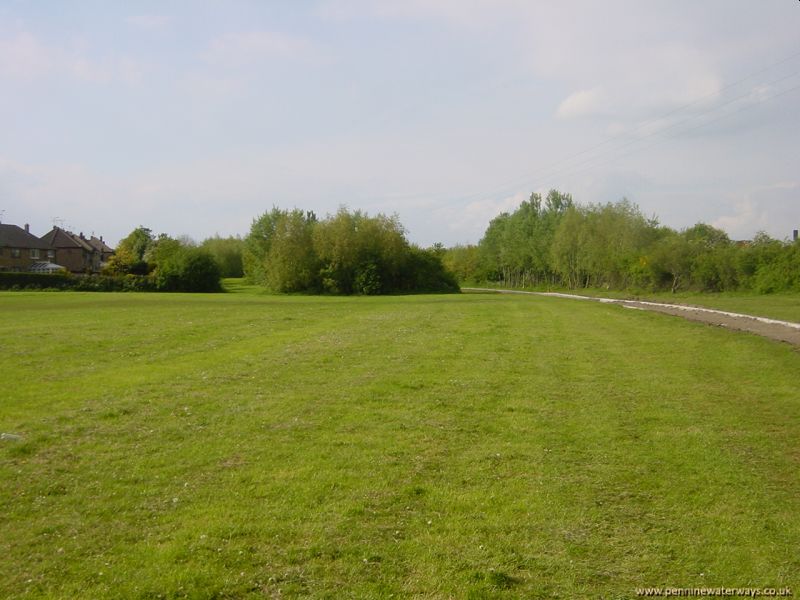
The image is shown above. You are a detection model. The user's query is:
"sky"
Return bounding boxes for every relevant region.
[1,0,799,247]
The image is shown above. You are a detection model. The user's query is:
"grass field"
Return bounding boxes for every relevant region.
[465,283,800,323]
[578,290,800,323]
[1,289,799,598]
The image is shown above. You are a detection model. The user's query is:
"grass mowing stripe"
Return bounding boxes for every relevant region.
[546,288,800,323]
[1,291,798,598]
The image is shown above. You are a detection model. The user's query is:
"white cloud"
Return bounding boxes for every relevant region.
[556,87,605,119]
[0,157,125,238]
[550,41,722,123]
[321,1,727,124]
[433,191,527,241]
[712,200,765,238]
[2,2,797,248]
[713,182,800,240]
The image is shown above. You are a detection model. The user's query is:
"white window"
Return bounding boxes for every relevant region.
[11,248,20,258]
[30,248,40,259]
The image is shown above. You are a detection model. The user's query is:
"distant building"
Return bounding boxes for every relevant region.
[39,227,113,274]
[87,235,115,266]
[0,224,54,272]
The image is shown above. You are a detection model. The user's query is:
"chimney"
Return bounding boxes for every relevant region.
[793,229,798,242]
[24,223,29,233]
[100,236,104,242]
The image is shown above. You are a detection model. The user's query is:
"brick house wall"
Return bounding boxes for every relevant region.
[40,228,100,274]
[0,224,53,272]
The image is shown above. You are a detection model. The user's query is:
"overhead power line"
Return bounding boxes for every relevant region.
[448,51,800,205]
[375,47,800,210]
[516,72,800,194]
[525,80,800,194]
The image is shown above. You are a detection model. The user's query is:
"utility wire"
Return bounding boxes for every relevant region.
[527,81,800,193]
[448,61,800,205]
[513,70,800,193]
[398,47,800,207]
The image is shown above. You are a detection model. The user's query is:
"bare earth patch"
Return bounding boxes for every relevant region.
[464,288,800,347]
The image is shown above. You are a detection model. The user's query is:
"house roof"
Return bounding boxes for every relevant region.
[40,227,94,252]
[0,224,51,250]
[87,235,114,253]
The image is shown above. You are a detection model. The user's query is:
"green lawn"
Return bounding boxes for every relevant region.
[1,290,798,598]
[577,289,800,323]
[466,283,800,323]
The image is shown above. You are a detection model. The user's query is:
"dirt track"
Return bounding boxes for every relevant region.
[464,288,800,347]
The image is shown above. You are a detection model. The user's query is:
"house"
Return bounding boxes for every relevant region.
[87,235,115,267]
[40,227,108,274]
[0,224,55,272]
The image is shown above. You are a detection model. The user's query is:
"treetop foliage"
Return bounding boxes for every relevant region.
[444,189,800,294]
[105,228,221,292]
[200,235,245,278]
[96,191,797,296]
[243,206,458,295]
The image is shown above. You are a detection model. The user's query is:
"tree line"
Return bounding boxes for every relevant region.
[105,227,224,292]
[443,190,800,293]
[47,193,796,295]
[96,206,459,295]
[1,227,241,292]
[242,207,458,294]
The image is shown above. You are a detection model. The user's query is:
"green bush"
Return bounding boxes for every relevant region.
[242,207,459,295]
[353,262,382,295]
[399,247,460,293]
[151,247,222,292]
[1,272,151,292]
[201,236,245,278]
[72,275,153,292]
[753,243,800,293]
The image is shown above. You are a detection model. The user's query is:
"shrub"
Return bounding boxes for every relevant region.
[399,247,460,293]
[0,272,156,292]
[753,242,800,293]
[354,262,382,295]
[151,247,222,292]
[0,272,74,290]
[244,206,460,295]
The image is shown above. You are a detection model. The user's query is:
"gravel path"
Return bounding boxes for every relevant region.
[463,288,800,347]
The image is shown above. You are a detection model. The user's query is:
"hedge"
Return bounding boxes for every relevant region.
[0,272,75,290]
[0,272,154,292]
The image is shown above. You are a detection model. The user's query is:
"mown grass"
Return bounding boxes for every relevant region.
[467,282,800,322]
[576,289,800,323]
[1,290,798,598]
[221,278,265,295]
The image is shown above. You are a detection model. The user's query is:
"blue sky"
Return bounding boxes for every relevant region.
[1,1,798,246]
